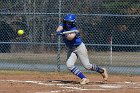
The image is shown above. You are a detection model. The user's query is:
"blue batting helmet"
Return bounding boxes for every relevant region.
[64,14,76,22]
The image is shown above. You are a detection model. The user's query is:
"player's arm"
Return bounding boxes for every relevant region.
[56,25,63,35]
[65,29,79,41]
[65,33,76,41]
[56,25,63,32]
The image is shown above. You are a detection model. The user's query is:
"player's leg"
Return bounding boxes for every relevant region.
[76,43,108,81]
[66,49,89,84]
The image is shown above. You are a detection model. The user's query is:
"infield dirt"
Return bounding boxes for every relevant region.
[0,70,139,93]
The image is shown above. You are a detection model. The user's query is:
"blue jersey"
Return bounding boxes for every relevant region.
[59,23,82,48]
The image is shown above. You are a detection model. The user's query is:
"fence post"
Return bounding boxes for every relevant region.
[110,36,113,65]
[57,0,62,72]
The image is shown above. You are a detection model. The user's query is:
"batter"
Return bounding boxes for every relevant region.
[56,13,108,84]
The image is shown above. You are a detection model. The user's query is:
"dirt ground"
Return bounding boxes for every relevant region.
[0,70,139,93]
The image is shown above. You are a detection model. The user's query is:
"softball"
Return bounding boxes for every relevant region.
[17,30,24,35]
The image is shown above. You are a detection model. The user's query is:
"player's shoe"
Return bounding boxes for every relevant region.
[100,68,108,81]
[80,78,89,85]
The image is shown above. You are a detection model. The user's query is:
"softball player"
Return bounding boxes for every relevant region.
[56,13,108,84]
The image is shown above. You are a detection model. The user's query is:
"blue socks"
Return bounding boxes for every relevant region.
[71,67,86,79]
[92,64,104,73]
[70,65,104,79]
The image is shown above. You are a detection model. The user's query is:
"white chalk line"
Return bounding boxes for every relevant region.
[61,86,110,91]
[0,79,140,93]
[35,90,65,93]
[99,84,122,89]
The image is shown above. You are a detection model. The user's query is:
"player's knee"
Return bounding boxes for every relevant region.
[84,64,92,70]
[66,63,74,70]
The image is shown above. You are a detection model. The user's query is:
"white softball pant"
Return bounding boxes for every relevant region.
[66,43,93,70]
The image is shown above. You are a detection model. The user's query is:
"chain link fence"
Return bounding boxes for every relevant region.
[0,0,140,74]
